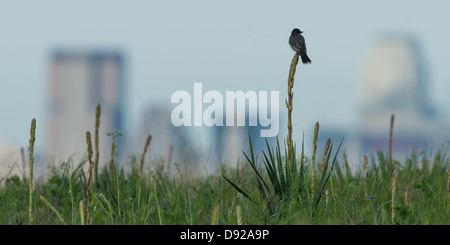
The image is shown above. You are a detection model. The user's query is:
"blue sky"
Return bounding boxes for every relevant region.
[1,0,449,148]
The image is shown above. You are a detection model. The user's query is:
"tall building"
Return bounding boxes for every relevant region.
[359,34,438,154]
[46,50,124,166]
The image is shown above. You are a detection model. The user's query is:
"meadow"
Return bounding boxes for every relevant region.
[0,130,448,225]
[0,53,448,225]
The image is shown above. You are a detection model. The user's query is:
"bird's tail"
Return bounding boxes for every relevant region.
[300,53,311,64]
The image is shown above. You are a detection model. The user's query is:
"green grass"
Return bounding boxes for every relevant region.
[0,141,448,225]
[1,54,448,225]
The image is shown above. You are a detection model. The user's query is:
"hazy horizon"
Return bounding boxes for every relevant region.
[1,0,450,152]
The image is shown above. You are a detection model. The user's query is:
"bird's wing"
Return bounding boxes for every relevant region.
[294,35,305,47]
[289,35,306,52]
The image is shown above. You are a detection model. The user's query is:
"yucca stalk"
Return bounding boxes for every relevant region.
[286,53,300,169]
[28,118,36,224]
[389,114,395,172]
[139,135,152,179]
[85,131,94,225]
[94,104,101,186]
[311,122,319,191]
[320,139,331,175]
[109,136,116,175]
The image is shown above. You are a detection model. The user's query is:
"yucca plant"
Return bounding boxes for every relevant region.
[222,133,343,216]
[221,50,344,216]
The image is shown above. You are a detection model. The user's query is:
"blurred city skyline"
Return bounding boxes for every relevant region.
[1,1,450,165]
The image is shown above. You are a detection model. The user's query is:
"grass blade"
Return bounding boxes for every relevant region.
[221,174,250,199]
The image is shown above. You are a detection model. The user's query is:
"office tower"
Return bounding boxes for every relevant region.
[46,50,124,166]
[359,34,434,153]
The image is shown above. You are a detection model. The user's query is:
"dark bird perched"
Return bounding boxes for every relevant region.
[289,28,311,64]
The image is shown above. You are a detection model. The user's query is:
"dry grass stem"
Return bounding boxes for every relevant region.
[28,118,36,224]
[404,188,409,206]
[85,131,94,225]
[94,104,101,184]
[389,114,395,171]
[320,138,331,174]
[139,135,152,178]
[311,122,319,191]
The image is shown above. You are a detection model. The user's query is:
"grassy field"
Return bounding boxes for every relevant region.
[0,133,448,225]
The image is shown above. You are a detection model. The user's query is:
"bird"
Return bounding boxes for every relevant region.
[289,28,311,64]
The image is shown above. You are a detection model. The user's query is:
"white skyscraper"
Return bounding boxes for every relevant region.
[46,50,124,166]
[359,34,437,153]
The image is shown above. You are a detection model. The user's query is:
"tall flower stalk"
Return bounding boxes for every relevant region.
[85,131,94,225]
[28,118,36,224]
[311,122,319,191]
[286,53,300,168]
[94,104,101,186]
[139,135,152,179]
[389,114,395,172]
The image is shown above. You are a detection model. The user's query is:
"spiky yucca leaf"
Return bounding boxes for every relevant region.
[311,137,344,216]
[223,133,344,215]
[221,174,250,199]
